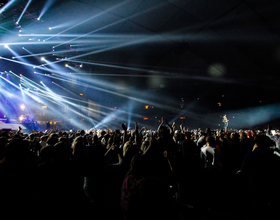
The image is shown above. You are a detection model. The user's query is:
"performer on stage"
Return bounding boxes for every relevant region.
[223,114,229,131]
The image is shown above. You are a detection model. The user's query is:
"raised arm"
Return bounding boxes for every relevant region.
[157,117,165,132]
[122,123,128,144]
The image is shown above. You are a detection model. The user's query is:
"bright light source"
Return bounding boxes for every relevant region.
[20,104,25,111]
[65,64,69,67]
[40,81,43,84]
[41,57,45,61]
[49,27,52,30]
[37,17,40,21]
[4,44,9,48]
[19,115,24,121]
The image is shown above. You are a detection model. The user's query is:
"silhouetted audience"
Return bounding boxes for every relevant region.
[0,121,280,219]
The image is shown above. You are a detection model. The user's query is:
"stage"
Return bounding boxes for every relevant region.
[0,120,27,131]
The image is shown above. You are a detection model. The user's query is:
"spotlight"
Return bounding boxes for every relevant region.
[37,18,40,21]
[20,104,25,111]
[4,44,9,48]
[19,115,24,121]
[65,64,69,68]
[40,81,43,84]
[41,57,45,61]
[49,27,52,30]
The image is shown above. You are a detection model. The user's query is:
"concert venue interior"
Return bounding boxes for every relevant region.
[1,0,280,131]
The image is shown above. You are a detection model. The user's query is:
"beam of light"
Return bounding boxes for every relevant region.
[41,75,142,119]
[0,77,22,119]
[5,46,31,67]
[1,56,67,76]
[94,103,139,129]
[31,72,144,121]
[52,81,79,97]
[34,69,181,114]
[0,56,38,69]
[127,100,135,129]
[22,46,33,55]
[71,59,152,74]
[15,44,105,59]
[18,33,159,40]
[16,0,32,24]
[19,85,33,117]
[0,0,17,14]
[20,75,46,91]
[25,82,95,127]
[0,74,22,92]
[39,82,100,124]
[37,0,56,20]
[226,104,280,129]
[43,56,237,86]
[2,74,145,129]
[53,0,168,49]
[43,58,69,75]
[0,74,75,125]
[28,88,92,128]
[59,34,157,62]
[0,77,18,100]
[48,20,79,30]
[0,40,87,47]
[45,0,129,42]
[15,48,70,59]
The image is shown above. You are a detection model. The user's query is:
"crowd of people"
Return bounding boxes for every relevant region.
[0,118,280,219]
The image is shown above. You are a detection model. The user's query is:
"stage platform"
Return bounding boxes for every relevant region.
[0,121,27,131]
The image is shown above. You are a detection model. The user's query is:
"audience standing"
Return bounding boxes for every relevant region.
[0,120,280,219]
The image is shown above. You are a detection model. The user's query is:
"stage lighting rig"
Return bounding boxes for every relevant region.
[14,22,21,29]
